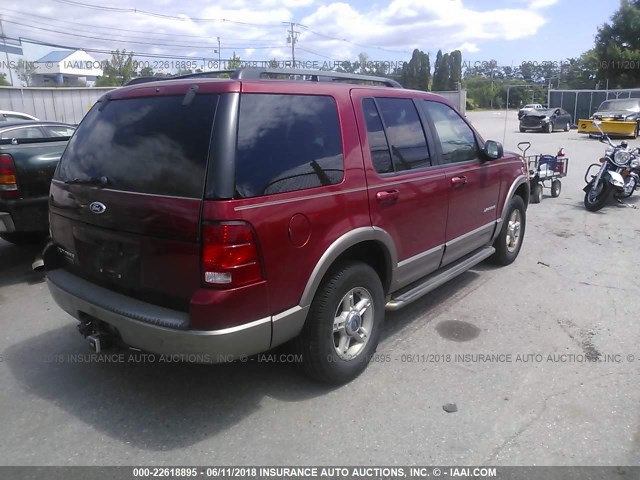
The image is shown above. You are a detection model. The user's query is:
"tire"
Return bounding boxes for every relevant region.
[297,261,384,384]
[584,179,613,211]
[0,232,48,245]
[530,183,542,203]
[564,122,570,132]
[519,127,526,133]
[551,180,561,198]
[546,122,554,133]
[491,196,526,266]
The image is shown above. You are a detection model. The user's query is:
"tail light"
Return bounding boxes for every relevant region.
[0,154,20,199]
[201,222,263,288]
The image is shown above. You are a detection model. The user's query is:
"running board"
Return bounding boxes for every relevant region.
[385,246,495,311]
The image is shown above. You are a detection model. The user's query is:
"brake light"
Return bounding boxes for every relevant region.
[201,222,263,288]
[0,154,20,199]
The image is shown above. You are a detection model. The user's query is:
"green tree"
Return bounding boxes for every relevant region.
[14,59,37,86]
[96,50,136,86]
[593,0,640,87]
[0,73,10,86]
[433,50,452,90]
[449,50,462,90]
[139,66,154,77]
[401,49,430,91]
[227,52,242,70]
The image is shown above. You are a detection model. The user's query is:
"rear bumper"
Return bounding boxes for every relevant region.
[46,268,273,360]
[0,196,49,232]
[0,212,16,232]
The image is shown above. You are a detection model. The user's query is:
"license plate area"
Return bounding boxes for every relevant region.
[73,226,142,288]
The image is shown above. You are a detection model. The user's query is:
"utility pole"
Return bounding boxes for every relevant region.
[217,37,221,66]
[0,16,15,86]
[287,22,299,68]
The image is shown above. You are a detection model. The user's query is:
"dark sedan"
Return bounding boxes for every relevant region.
[519,108,572,133]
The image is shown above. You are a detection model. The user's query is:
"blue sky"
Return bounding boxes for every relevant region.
[0,0,623,76]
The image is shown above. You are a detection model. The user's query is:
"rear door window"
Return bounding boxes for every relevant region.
[373,98,431,172]
[235,94,344,198]
[55,94,218,198]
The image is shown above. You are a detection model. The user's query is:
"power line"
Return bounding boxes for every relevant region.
[50,0,285,27]
[2,19,283,50]
[1,8,278,43]
[46,1,410,55]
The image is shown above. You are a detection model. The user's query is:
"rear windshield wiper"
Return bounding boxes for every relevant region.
[64,176,108,187]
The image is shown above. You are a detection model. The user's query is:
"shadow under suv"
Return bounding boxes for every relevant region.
[45,68,530,384]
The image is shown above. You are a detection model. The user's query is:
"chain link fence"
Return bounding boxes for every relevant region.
[547,88,640,126]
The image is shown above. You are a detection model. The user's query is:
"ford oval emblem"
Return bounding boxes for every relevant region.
[89,202,106,214]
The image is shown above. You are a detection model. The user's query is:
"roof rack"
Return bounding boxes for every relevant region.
[125,67,403,88]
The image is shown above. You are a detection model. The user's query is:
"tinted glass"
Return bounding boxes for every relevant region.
[362,98,393,174]
[423,101,479,164]
[55,95,218,198]
[375,98,430,171]
[235,94,343,197]
[0,126,44,140]
[45,125,75,137]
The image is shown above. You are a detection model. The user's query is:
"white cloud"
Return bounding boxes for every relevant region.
[5,0,555,69]
[528,0,559,9]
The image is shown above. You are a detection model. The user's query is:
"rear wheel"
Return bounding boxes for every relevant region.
[0,232,48,245]
[491,196,526,266]
[584,179,613,211]
[551,180,561,198]
[297,261,384,384]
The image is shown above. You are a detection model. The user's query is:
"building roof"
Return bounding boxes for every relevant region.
[36,51,75,63]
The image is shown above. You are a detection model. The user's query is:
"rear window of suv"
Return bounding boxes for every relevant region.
[55,94,218,198]
[235,94,344,198]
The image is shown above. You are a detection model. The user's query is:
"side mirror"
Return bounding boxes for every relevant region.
[483,140,503,160]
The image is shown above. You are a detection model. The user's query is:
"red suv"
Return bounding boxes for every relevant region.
[45,68,529,384]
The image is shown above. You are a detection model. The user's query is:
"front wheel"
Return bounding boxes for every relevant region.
[584,179,613,211]
[551,180,561,198]
[491,196,526,266]
[546,122,554,133]
[297,261,384,384]
[564,122,570,132]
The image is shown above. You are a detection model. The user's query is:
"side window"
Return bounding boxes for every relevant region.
[362,98,393,174]
[375,98,431,172]
[44,125,75,137]
[0,127,44,140]
[235,94,344,198]
[423,101,479,164]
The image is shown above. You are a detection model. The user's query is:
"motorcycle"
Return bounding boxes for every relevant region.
[583,120,640,211]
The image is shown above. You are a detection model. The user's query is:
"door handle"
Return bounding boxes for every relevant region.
[451,176,467,187]
[376,189,399,204]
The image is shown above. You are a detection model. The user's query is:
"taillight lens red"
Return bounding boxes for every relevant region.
[0,154,20,199]
[201,222,263,288]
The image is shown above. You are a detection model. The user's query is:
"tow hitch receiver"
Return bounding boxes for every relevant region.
[87,334,109,353]
[77,316,116,352]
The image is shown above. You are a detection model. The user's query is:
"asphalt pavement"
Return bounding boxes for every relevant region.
[0,110,639,466]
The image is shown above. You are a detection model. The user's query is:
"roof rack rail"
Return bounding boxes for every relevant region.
[125,67,403,88]
[233,67,403,88]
